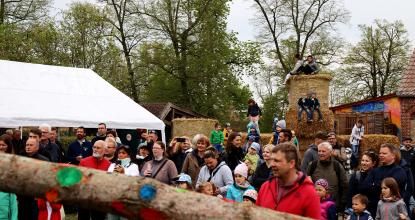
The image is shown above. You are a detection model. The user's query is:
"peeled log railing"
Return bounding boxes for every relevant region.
[0,154,311,220]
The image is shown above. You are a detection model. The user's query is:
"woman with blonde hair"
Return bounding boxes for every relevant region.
[251,144,274,190]
[181,134,210,188]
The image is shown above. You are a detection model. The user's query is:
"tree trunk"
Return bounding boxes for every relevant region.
[0,0,5,25]
[0,154,310,220]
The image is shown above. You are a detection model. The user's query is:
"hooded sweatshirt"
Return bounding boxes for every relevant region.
[196,161,234,196]
[375,198,408,220]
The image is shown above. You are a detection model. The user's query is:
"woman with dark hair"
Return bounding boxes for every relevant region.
[223,132,244,171]
[107,145,140,176]
[181,134,209,188]
[346,150,379,216]
[107,145,139,220]
[361,144,410,217]
[0,135,18,220]
[196,147,233,196]
[141,141,178,185]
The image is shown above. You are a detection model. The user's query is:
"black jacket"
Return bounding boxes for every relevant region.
[247,103,262,117]
[18,152,49,220]
[223,146,244,171]
[39,140,60,162]
[170,150,189,173]
[251,161,272,190]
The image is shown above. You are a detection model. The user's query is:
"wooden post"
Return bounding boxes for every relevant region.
[0,154,311,220]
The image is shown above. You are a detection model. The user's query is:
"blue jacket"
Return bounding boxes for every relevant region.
[347,210,373,220]
[0,192,18,220]
[67,140,93,165]
[226,183,255,202]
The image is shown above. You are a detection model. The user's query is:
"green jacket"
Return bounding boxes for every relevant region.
[0,192,18,220]
[210,130,224,145]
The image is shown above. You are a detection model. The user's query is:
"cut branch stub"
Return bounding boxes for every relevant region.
[0,154,311,220]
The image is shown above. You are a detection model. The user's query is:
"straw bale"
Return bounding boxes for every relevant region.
[285,108,334,138]
[336,134,400,154]
[172,118,218,140]
[286,74,332,111]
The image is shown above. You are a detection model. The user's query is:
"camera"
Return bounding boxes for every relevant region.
[115,160,122,166]
[176,137,186,143]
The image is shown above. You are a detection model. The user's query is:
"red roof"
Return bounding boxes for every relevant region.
[398,49,415,97]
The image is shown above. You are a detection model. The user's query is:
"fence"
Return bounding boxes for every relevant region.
[334,111,396,135]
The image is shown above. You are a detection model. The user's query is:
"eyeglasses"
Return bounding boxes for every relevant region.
[153,147,163,150]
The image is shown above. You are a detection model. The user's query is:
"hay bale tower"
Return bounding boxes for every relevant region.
[172,118,218,140]
[285,74,334,153]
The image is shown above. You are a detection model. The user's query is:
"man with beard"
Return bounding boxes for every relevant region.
[78,140,110,219]
[256,143,320,219]
[67,127,93,165]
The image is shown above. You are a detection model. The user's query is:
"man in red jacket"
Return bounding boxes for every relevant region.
[78,140,110,220]
[256,143,320,219]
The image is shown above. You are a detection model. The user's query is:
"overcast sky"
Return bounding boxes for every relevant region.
[227,0,415,45]
[54,0,415,45]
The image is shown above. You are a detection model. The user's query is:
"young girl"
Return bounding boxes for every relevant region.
[226,163,255,202]
[315,179,336,220]
[197,182,214,196]
[376,177,408,220]
[175,173,194,191]
[242,189,258,205]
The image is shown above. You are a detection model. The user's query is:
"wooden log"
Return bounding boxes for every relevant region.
[0,154,311,220]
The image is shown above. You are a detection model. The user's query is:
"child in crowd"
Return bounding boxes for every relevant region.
[242,189,258,205]
[346,194,373,220]
[242,135,255,155]
[175,173,193,191]
[244,142,260,172]
[291,130,299,151]
[226,163,255,202]
[315,179,336,220]
[376,177,408,220]
[223,123,232,146]
[197,182,214,196]
[270,120,285,145]
[247,123,260,143]
[210,122,224,153]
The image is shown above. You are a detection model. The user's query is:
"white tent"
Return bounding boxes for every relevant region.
[0,60,165,140]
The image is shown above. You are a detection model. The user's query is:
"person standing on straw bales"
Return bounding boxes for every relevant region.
[247,98,262,132]
[349,120,364,166]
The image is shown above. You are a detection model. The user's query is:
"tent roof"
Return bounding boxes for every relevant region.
[0,60,165,130]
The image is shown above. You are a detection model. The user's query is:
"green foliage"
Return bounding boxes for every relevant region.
[260,88,288,133]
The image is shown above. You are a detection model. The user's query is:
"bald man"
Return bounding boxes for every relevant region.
[18,139,49,220]
[78,140,110,220]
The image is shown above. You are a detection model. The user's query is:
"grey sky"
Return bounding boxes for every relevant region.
[54,0,415,45]
[227,0,415,45]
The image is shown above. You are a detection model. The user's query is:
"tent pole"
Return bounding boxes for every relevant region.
[161,129,166,144]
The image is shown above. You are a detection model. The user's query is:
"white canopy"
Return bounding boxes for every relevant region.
[0,60,165,136]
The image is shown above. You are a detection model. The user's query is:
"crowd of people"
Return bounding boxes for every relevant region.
[0,109,414,220]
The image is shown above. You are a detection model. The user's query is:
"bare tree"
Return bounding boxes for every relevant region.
[342,19,410,98]
[253,0,349,73]
[101,0,147,103]
[0,0,50,25]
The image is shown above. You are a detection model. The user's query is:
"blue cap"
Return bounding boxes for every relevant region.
[177,173,192,185]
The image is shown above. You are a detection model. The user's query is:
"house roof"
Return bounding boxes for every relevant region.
[397,49,415,97]
[141,102,207,120]
[330,93,397,112]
